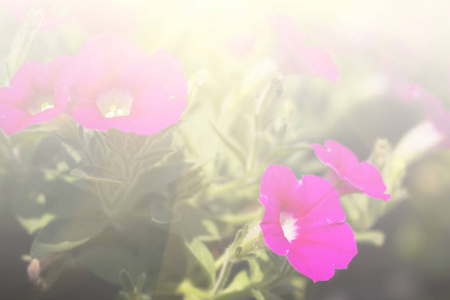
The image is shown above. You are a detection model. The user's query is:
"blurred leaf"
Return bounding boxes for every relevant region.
[120,270,135,293]
[251,288,285,300]
[249,252,271,284]
[354,230,385,247]
[135,273,147,294]
[185,238,216,286]
[30,215,108,258]
[77,245,136,285]
[5,6,42,76]
[70,165,126,184]
[209,122,247,168]
[150,201,173,224]
[132,148,175,164]
[221,270,251,294]
[176,204,221,241]
[17,213,56,235]
[132,162,194,198]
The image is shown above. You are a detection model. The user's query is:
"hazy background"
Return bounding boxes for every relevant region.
[1,0,450,299]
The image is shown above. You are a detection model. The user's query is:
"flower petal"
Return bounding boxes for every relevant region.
[295,175,346,227]
[312,140,390,201]
[69,35,187,135]
[287,223,357,282]
[259,164,302,212]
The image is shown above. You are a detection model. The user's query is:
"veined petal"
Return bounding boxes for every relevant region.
[259,164,302,213]
[287,223,357,282]
[259,164,357,282]
[295,175,346,227]
[69,35,187,135]
[312,140,390,201]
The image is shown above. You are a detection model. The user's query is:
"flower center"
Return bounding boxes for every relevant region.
[279,211,299,243]
[28,96,55,115]
[96,89,133,118]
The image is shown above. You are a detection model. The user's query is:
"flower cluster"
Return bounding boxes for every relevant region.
[0,34,188,136]
[259,140,389,282]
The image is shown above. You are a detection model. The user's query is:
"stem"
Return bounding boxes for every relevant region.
[211,249,233,297]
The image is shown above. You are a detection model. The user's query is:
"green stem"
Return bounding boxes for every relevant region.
[211,249,233,297]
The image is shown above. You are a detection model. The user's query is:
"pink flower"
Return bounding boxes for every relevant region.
[68,34,188,135]
[0,55,74,135]
[403,84,450,137]
[269,14,339,82]
[312,140,391,201]
[259,164,357,282]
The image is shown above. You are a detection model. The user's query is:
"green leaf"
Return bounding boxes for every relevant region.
[70,166,126,184]
[77,245,137,285]
[251,288,285,300]
[132,148,175,164]
[30,215,108,258]
[176,204,221,241]
[185,238,216,285]
[354,230,385,247]
[221,270,251,294]
[120,270,135,293]
[249,253,270,284]
[17,213,56,235]
[209,122,247,168]
[132,162,193,197]
[135,273,147,294]
[150,201,173,224]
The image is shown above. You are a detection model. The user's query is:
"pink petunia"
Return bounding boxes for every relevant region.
[259,164,357,282]
[402,84,450,137]
[312,140,391,201]
[0,55,74,135]
[68,34,188,135]
[269,14,339,82]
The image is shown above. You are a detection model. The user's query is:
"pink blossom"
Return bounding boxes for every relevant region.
[259,164,357,282]
[270,14,339,82]
[0,55,74,135]
[312,140,391,201]
[68,34,188,135]
[402,84,450,137]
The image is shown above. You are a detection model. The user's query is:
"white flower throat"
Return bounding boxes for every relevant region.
[96,88,134,118]
[28,95,55,115]
[279,211,299,242]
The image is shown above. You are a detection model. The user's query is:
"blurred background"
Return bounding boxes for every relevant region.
[1,0,450,299]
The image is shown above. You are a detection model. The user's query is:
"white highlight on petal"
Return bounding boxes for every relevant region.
[96,88,133,118]
[279,211,299,242]
[28,96,55,115]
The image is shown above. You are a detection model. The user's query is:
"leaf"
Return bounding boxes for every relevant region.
[132,162,194,198]
[30,215,108,258]
[249,253,271,284]
[176,204,221,241]
[150,201,173,224]
[76,245,137,285]
[221,270,251,294]
[251,289,285,300]
[209,122,247,168]
[120,270,135,293]
[185,238,216,285]
[17,213,56,235]
[354,230,385,247]
[135,273,147,294]
[132,148,175,164]
[70,165,126,184]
